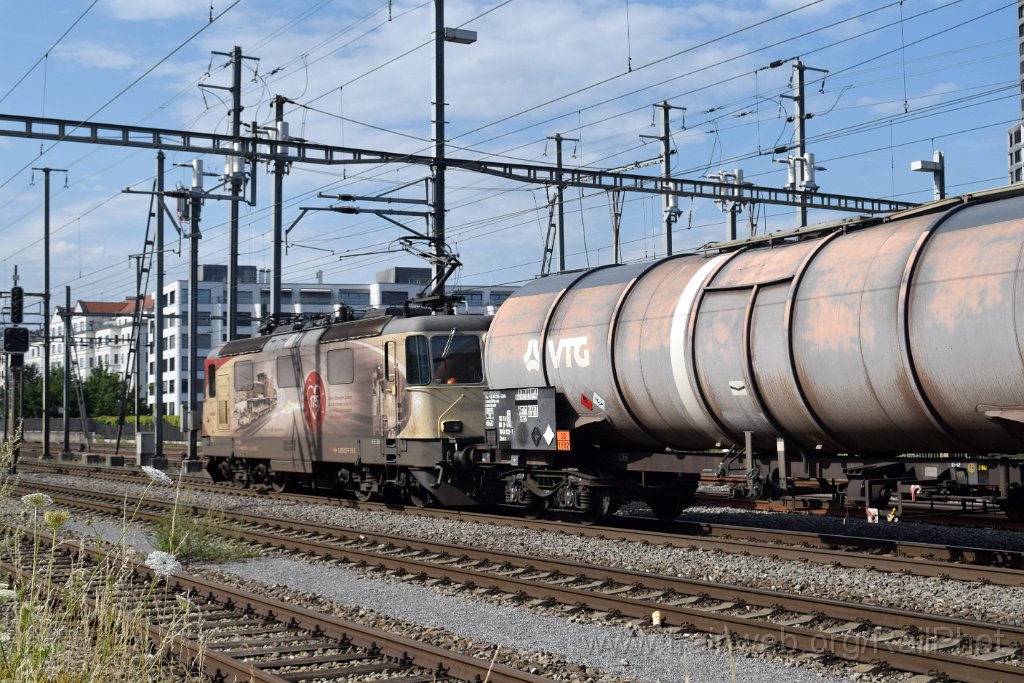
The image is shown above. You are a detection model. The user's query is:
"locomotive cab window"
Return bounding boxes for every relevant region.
[206,362,216,397]
[405,336,431,386]
[431,333,483,384]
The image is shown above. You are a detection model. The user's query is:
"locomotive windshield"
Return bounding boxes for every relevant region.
[405,333,483,385]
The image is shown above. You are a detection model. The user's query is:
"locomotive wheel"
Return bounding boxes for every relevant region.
[269,472,292,493]
[647,495,684,522]
[233,466,253,489]
[407,484,437,509]
[354,487,376,502]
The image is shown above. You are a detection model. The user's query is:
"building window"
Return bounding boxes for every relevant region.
[299,289,332,305]
[237,291,253,304]
[337,290,370,307]
[455,291,483,306]
[196,334,211,349]
[381,290,407,305]
[237,312,252,327]
[197,312,210,326]
[490,291,512,305]
[197,289,211,304]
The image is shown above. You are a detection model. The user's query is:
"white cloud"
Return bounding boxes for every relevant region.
[103,0,213,21]
[56,41,137,70]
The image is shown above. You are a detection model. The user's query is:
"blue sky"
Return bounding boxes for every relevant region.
[0,0,1016,312]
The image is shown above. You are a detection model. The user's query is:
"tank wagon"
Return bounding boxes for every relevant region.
[205,186,1024,521]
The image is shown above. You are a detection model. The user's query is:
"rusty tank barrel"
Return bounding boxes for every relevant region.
[485,188,1024,455]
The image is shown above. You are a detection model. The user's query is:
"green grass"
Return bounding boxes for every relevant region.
[148,490,260,563]
[0,426,215,681]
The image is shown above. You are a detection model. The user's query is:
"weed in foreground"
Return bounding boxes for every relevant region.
[0,429,207,682]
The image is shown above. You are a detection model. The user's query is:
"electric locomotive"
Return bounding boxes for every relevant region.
[203,310,498,507]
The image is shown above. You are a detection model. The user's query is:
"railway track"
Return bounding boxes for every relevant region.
[14,480,1024,682]
[18,459,1024,586]
[18,444,1024,530]
[0,526,545,683]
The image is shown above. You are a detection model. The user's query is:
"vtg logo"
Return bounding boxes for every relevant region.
[522,336,590,372]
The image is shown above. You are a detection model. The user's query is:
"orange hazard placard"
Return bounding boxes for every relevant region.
[556,430,571,451]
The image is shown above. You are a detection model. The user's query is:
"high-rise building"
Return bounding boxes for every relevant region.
[1009,1,1024,183]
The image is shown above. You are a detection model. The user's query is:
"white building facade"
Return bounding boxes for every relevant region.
[25,297,152,409]
[149,265,517,419]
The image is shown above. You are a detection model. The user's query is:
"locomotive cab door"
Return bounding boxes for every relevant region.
[380,340,400,450]
[216,368,230,430]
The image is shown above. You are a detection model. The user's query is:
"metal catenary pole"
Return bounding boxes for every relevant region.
[154,152,165,460]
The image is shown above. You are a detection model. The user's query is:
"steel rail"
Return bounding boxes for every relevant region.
[0,525,547,683]
[17,482,1024,682]
[16,461,1024,580]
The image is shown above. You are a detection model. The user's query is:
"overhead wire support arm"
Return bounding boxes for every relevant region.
[0,112,916,215]
[452,160,916,214]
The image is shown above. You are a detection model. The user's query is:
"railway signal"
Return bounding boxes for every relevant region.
[3,327,28,354]
[9,286,23,325]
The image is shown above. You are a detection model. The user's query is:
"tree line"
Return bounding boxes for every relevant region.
[8,362,148,418]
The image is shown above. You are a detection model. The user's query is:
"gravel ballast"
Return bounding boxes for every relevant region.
[207,555,845,682]
[19,469,1024,680]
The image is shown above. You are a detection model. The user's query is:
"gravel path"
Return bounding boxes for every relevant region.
[207,555,845,682]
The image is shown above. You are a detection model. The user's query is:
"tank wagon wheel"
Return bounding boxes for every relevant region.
[521,492,548,519]
[647,495,684,522]
[577,488,617,526]
[354,488,376,502]
[1003,499,1024,521]
[269,472,292,494]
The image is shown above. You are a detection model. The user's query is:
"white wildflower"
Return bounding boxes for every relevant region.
[141,466,173,486]
[0,590,17,604]
[21,493,53,507]
[43,509,70,530]
[144,551,181,578]
[0,632,10,643]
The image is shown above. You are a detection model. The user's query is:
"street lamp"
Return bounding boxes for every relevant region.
[910,151,945,201]
[433,0,477,305]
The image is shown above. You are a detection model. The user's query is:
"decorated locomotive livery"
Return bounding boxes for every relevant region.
[203,313,498,508]
[205,186,1024,522]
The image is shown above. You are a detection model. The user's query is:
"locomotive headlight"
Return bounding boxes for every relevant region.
[442,420,463,433]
